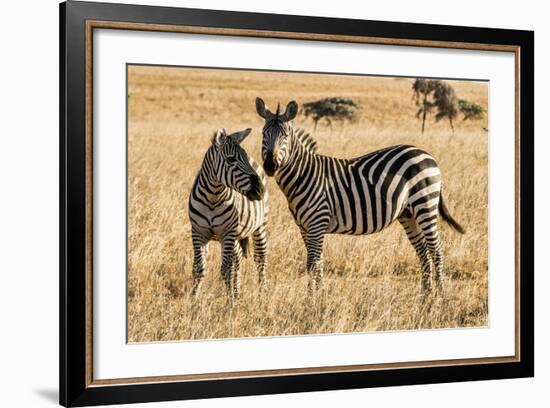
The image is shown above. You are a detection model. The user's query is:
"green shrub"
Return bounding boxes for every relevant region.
[302,97,360,129]
[458,99,485,121]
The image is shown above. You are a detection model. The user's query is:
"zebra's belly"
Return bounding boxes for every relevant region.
[326,217,399,235]
[326,199,405,235]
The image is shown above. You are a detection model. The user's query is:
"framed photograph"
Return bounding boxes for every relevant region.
[60,1,534,406]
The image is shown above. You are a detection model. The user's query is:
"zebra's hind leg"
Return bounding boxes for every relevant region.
[419,220,445,293]
[191,231,208,296]
[252,224,268,290]
[398,213,433,293]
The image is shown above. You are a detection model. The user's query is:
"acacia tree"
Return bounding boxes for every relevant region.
[412,79,437,134]
[433,81,458,132]
[412,79,458,134]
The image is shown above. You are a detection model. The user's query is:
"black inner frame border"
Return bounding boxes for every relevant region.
[60,1,534,406]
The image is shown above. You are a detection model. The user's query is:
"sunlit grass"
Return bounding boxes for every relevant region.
[127,66,488,342]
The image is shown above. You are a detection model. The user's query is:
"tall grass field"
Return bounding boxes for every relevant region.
[127,65,488,342]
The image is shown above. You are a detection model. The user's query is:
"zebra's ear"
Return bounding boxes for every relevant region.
[230,128,252,145]
[284,100,298,121]
[212,128,227,147]
[256,97,268,119]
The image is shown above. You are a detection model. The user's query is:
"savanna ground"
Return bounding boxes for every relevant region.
[127,65,488,342]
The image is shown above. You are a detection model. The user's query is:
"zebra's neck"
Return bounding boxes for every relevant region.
[197,148,233,203]
[275,128,321,197]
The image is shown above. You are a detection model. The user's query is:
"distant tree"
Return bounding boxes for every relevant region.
[302,97,360,130]
[458,99,485,121]
[412,79,437,134]
[433,81,459,132]
[412,79,458,134]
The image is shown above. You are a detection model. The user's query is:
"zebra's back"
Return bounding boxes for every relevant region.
[323,145,441,235]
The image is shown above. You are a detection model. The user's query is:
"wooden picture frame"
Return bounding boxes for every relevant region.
[60,1,534,406]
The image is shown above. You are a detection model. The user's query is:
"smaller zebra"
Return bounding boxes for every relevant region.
[188,128,268,299]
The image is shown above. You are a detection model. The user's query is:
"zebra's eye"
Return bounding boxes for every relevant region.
[226,156,236,164]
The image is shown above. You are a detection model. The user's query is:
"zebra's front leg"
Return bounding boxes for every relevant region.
[302,229,326,292]
[191,231,208,296]
[221,237,245,300]
[252,224,268,290]
[231,240,244,299]
[220,237,236,297]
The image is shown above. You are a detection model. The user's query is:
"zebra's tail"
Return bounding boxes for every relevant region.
[438,193,465,234]
[239,238,249,258]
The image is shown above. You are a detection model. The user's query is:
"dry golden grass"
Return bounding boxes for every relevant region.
[127,65,488,342]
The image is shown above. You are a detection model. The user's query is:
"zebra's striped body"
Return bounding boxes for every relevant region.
[256,98,464,292]
[188,128,268,298]
[277,142,441,234]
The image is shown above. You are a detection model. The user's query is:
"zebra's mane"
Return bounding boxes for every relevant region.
[294,128,318,154]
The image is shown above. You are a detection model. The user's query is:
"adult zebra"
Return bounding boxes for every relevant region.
[255,98,464,293]
[188,128,268,299]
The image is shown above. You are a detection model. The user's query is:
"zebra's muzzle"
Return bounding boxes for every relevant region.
[263,151,278,177]
[246,175,264,201]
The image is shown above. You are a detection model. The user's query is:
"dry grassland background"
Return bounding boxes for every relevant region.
[127,65,488,342]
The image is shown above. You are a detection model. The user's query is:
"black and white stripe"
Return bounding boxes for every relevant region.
[256,98,464,293]
[188,128,268,298]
